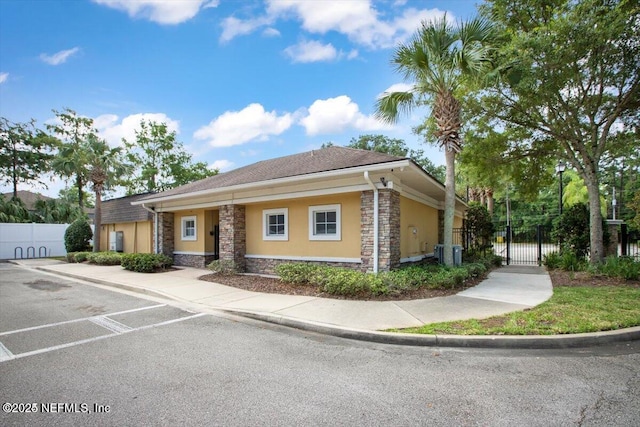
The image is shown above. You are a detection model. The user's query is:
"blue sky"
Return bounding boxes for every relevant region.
[0,0,481,197]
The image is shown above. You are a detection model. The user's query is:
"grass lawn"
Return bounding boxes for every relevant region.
[394,285,640,335]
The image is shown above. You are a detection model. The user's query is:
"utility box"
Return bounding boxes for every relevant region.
[109,231,124,252]
[434,244,462,266]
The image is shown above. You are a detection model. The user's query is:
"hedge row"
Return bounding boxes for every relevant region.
[66,251,173,273]
[275,254,500,297]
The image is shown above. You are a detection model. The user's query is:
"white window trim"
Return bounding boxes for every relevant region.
[181,215,197,241]
[308,204,341,241]
[263,208,288,241]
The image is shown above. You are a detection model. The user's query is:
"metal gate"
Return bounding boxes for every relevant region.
[493,225,558,266]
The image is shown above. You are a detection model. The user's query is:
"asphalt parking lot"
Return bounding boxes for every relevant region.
[0,263,204,363]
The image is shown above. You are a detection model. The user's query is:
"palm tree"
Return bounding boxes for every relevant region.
[376,16,496,266]
[86,135,131,252]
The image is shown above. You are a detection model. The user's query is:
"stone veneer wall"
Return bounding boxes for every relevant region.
[360,190,374,272]
[360,189,401,273]
[157,212,174,257]
[174,253,217,269]
[219,204,246,272]
[245,258,363,275]
[378,188,401,271]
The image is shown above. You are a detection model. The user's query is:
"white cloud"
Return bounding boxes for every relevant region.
[39,47,80,65]
[299,95,390,136]
[93,0,217,25]
[0,72,8,84]
[220,16,273,42]
[94,113,180,146]
[219,0,450,48]
[194,103,293,148]
[262,27,281,37]
[209,159,234,171]
[284,40,338,63]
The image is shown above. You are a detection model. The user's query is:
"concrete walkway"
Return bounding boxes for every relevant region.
[10,259,640,348]
[14,259,552,330]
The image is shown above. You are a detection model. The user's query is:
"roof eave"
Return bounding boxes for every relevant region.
[132,159,413,206]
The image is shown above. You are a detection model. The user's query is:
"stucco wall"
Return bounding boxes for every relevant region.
[100,221,153,253]
[399,196,438,259]
[173,209,207,253]
[245,193,361,259]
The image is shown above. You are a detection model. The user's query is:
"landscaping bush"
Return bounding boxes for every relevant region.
[543,251,562,269]
[274,261,488,297]
[66,251,91,263]
[207,259,239,275]
[275,263,321,284]
[64,218,93,253]
[592,256,640,281]
[86,251,123,266]
[121,253,173,273]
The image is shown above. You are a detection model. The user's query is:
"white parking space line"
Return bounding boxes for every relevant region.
[0,304,167,337]
[1,313,207,362]
[89,316,133,334]
[0,341,14,362]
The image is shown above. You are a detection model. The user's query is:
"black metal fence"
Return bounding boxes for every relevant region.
[454,225,559,266]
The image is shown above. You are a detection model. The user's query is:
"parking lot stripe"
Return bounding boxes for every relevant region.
[1,313,207,362]
[0,304,167,337]
[89,316,134,334]
[0,341,14,362]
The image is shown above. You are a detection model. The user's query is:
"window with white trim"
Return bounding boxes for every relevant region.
[263,208,288,241]
[309,204,341,241]
[181,216,197,241]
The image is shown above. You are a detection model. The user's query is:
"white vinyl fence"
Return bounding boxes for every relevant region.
[0,223,70,259]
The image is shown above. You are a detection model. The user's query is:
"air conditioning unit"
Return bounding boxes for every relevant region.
[434,244,462,266]
[109,231,124,252]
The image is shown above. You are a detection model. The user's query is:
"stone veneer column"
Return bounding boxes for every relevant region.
[360,190,374,272]
[157,212,174,257]
[378,189,401,271]
[219,204,246,272]
[360,189,401,273]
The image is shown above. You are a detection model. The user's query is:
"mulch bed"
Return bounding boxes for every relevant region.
[199,268,640,301]
[548,269,640,288]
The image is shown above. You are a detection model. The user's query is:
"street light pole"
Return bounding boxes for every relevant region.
[556,161,566,215]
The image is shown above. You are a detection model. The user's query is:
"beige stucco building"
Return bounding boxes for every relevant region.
[131,146,465,274]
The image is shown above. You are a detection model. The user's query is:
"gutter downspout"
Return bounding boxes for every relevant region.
[141,203,158,254]
[364,171,379,273]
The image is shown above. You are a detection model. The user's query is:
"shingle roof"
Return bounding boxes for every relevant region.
[143,146,405,200]
[102,193,155,224]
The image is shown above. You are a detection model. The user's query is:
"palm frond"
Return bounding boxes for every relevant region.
[375,91,417,124]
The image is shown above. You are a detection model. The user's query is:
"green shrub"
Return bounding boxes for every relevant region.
[86,252,123,266]
[559,251,587,272]
[275,263,321,284]
[64,218,93,253]
[593,256,640,280]
[121,253,173,273]
[71,251,91,263]
[464,262,487,278]
[543,251,562,269]
[207,259,238,275]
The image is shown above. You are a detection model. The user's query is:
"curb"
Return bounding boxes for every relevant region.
[24,263,640,349]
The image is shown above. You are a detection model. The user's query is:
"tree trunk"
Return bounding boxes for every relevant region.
[77,176,84,209]
[486,188,494,216]
[583,165,604,263]
[443,148,456,266]
[93,188,101,252]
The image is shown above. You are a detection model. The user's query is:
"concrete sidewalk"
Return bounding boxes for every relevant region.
[11,259,640,348]
[15,259,552,330]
